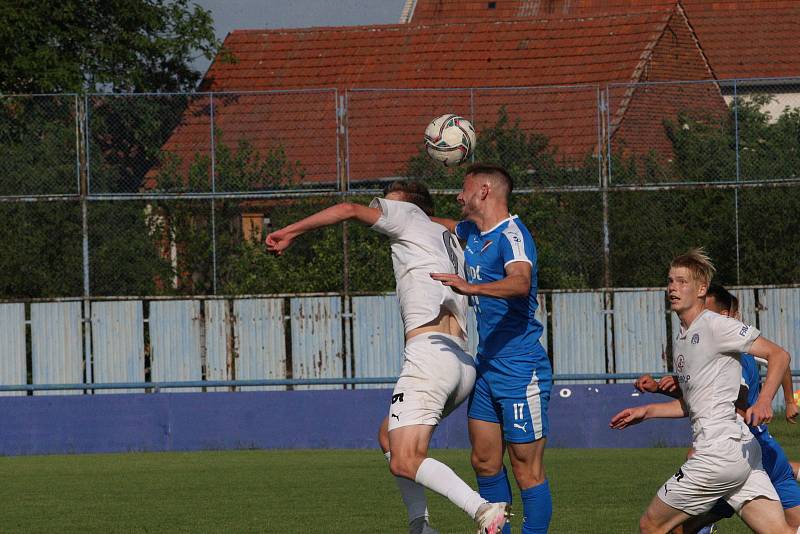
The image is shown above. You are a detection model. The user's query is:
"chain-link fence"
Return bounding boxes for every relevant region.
[2,79,800,298]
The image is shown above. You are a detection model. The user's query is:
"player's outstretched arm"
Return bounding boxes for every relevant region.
[609,399,687,430]
[432,261,530,298]
[746,336,791,426]
[265,203,380,255]
[634,374,682,398]
[781,366,798,423]
[430,216,457,234]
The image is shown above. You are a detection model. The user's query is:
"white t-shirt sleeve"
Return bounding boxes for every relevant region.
[500,228,532,268]
[711,314,761,356]
[370,198,406,239]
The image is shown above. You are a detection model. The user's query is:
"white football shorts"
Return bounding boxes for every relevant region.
[658,435,779,515]
[387,332,476,431]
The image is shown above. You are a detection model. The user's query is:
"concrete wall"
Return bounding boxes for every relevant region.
[0,384,691,456]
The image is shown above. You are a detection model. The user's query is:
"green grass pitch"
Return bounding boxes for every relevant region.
[0,418,796,533]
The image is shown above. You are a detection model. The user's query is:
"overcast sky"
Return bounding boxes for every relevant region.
[191,0,408,73]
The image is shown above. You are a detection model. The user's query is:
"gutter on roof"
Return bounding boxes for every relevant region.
[717,77,800,90]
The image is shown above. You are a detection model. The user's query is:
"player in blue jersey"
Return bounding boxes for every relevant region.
[431,163,553,534]
[635,283,800,532]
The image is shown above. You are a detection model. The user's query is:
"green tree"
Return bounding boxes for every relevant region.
[0,1,220,298]
[0,0,218,94]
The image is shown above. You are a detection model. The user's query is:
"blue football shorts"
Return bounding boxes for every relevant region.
[467,352,552,443]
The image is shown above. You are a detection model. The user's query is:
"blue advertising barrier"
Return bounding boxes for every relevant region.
[0,384,691,456]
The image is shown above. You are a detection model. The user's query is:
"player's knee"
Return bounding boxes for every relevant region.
[377,419,390,453]
[388,453,423,480]
[471,450,502,476]
[638,513,656,534]
[512,465,545,489]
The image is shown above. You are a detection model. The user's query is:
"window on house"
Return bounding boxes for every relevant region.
[241,213,270,244]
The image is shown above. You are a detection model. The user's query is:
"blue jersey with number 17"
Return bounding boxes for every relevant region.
[455,215,546,361]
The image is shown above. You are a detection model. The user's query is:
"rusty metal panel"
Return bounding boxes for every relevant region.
[552,292,606,383]
[730,288,756,324]
[149,300,202,392]
[291,296,343,390]
[233,298,286,391]
[91,301,144,394]
[0,303,26,396]
[351,295,404,390]
[757,288,800,411]
[205,300,232,392]
[613,290,668,381]
[31,302,83,395]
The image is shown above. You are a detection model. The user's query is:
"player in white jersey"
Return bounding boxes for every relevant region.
[609,248,797,534]
[266,180,508,534]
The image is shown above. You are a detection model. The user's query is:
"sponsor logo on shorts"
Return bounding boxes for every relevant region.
[513,422,529,432]
[673,468,685,482]
[391,413,399,421]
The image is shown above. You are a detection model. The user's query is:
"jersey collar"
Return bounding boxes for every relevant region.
[678,308,710,339]
[480,214,518,236]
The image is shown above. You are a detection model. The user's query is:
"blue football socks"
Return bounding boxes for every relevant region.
[520,479,552,534]
[477,467,512,534]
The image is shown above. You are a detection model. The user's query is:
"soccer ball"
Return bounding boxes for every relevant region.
[424,114,476,167]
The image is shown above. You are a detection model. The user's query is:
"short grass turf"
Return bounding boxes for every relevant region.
[0,417,796,533]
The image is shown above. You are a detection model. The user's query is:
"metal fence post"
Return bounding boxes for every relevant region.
[733,79,742,285]
[78,94,94,391]
[210,92,218,295]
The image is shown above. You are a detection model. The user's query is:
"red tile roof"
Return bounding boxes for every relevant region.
[154,3,722,187]
[681,0,800,80]
[410,0,800,80]
[409,0,676,21]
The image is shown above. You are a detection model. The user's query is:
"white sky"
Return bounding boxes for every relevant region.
[191,0,408,73]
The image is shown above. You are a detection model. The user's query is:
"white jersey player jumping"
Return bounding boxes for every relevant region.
[610,248,798,534]
[266,180,508,534]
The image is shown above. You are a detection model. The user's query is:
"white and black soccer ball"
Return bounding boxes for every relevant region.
[424,114,476,167]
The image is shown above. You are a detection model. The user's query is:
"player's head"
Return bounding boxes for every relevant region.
[383,180,435,216]
[668,247,715,313]
[705,283,733,316]
[458,163,513,218]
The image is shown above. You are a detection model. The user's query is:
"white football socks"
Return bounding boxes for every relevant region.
[414,457,487,519]
[384,451,429,523]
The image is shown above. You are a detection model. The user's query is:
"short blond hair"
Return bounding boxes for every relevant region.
[670,247,715,285]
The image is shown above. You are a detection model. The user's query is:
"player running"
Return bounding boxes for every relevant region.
[431,163,552,534]
[266,180,508,534]
[610,249,797,534]
[634,283,800,533]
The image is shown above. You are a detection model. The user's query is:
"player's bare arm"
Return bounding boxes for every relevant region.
[634,374,681,398]
[754,354,798,423]
[610,399,688,430]
[745,336,791,426]
[430,261,531,298]
[781,365,798,423]
[430,216,457,234]
[265,203,380,254]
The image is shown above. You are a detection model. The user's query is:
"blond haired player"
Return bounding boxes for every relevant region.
[610,248,798,534]
[266,180,508,534]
